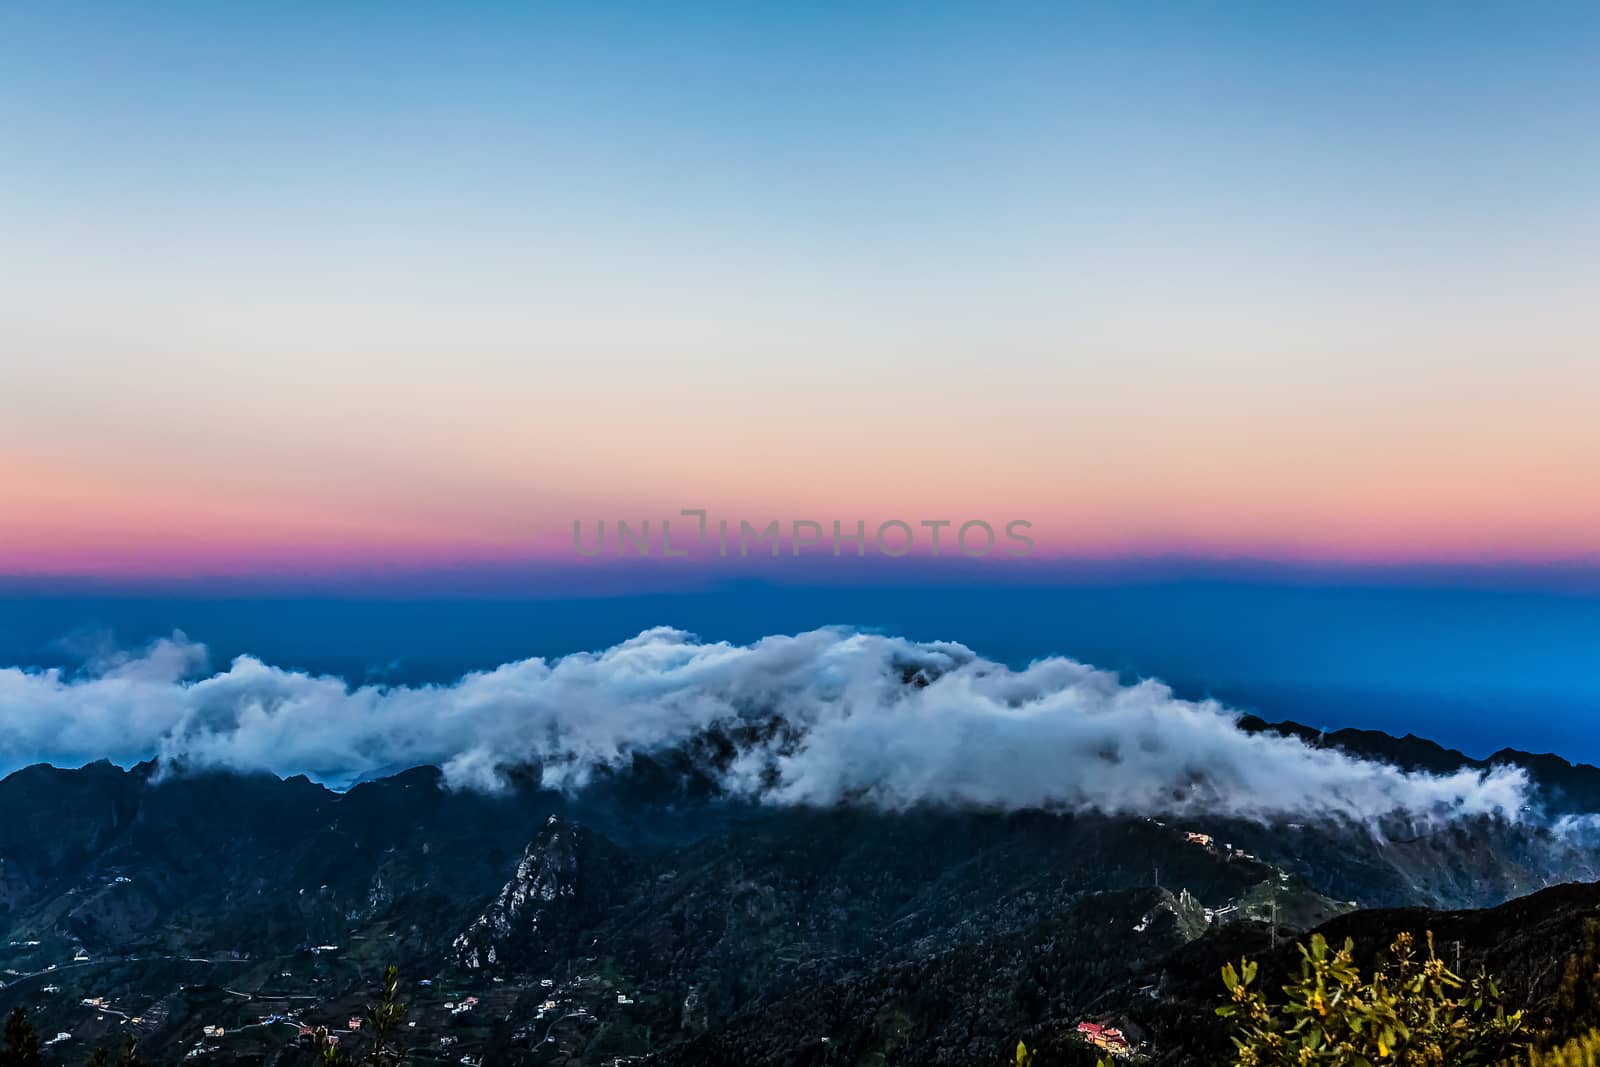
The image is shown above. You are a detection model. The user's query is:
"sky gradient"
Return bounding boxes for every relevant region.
[3,2,1599,577]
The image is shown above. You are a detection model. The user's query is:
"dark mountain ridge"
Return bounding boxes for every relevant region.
[1,718,1598,1064]
[1238,715,1600,812]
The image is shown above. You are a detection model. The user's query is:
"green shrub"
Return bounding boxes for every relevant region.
[1521,1031,1600,1067]
[1218,931,1527,1065]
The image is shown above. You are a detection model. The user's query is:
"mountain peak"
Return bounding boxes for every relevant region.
[450,817,599,972]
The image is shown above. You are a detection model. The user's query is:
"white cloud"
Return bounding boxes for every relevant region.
[0,626,1529,823]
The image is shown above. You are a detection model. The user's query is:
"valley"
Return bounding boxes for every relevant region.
[3,721,1599,1065]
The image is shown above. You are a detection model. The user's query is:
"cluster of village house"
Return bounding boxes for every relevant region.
[1076,1021,1133,1055]
[10,829,1298,1064]
[1088,821,1287,1060]
[271,973,636,1057]
[1182,830,1257,861]
[19,940,647,1060]
[1145,819,1260,861]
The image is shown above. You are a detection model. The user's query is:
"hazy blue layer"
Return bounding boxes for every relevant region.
[3,574,1596,764]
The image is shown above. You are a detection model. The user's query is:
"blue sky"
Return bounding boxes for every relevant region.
[2,3,1597,767]
[5,1,1599,571]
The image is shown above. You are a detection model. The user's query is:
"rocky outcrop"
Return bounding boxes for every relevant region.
[451,816,597,971]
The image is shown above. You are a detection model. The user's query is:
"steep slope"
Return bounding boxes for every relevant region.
[653,886,1211,1066]
[452,816,631,972]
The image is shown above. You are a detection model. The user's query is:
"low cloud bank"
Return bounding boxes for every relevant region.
[0,627,1528,822]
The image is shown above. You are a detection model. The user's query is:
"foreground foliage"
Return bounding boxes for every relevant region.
[1220,930,1527,1065]
[82,1036,144,1067]
[1,1008,41,1067]
[1525,1032,1600,1067]
[1018,925,1600,1067]
[314,964,410,1065]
